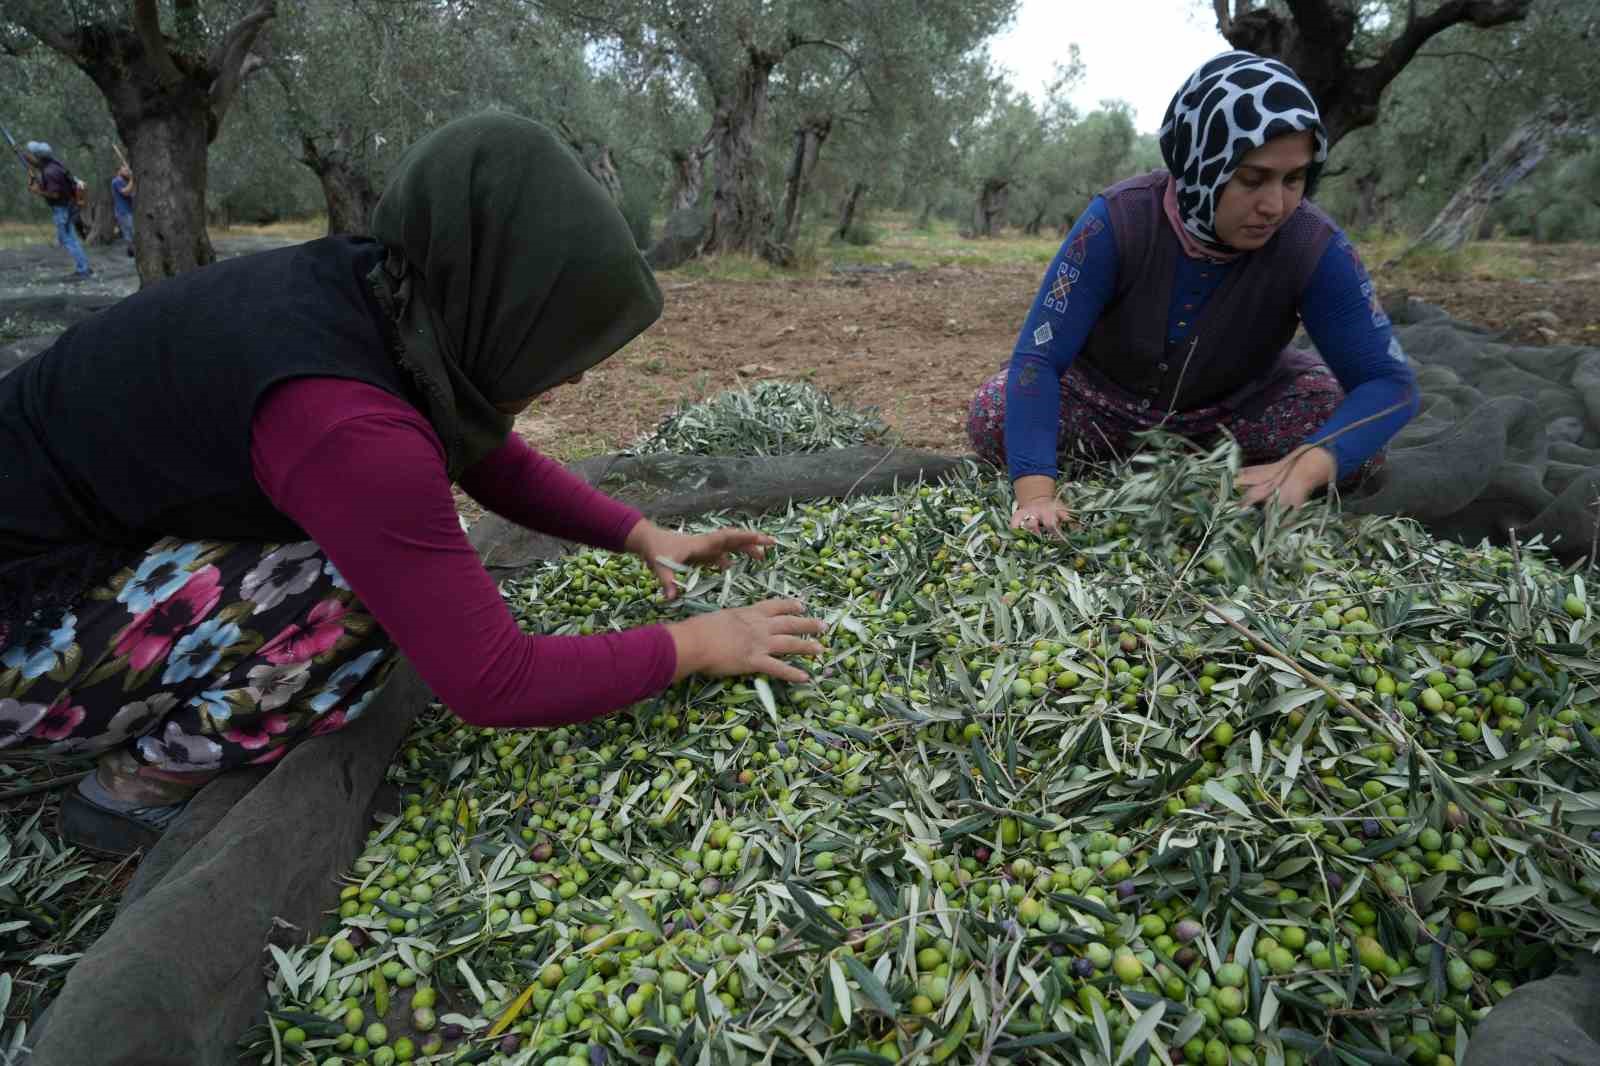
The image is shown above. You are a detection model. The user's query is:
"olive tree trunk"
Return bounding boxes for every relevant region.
[82,177,120,245]
[704,45,781,259]
[665,145,708,214]
[835,181,868,240]
[774,115,832,250]
[15,0,277,285]
[300,132,379,237]
[971,178,1009,237]
[1396,100,1587,260]
[120,107,218,279]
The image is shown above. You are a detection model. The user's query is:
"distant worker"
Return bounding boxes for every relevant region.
[22,141,92,281]
[112,162,135,257]
[967,51,1419,531]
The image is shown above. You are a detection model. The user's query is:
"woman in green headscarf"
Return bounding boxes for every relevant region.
[0,113,824,855]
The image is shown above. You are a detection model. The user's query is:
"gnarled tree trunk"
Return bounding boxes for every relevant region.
[835,181,867,240]
[119,105,217,279]
[1397,100,1586,259]
[300,131,378,237]
[705,44,780,259]
[774,114,831,250]
[17,1,277,285]
[665,145,708,214]
[970,178,1009,237]
[82,176,120,245]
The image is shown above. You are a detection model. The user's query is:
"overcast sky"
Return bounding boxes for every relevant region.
[988,0,1229,133]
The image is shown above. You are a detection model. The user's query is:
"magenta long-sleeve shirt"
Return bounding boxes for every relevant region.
[249,376,677,729]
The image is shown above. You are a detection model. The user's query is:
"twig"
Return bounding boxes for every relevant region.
[1200,600,1408,751]
[0,770,90,804]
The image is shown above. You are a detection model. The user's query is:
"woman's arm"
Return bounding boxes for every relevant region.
[459,433,644,552]
[1297,234,1421,478]
[251,380,676,728]
[1003,199,1120,508]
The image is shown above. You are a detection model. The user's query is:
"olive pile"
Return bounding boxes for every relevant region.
[251,443,1600,1066]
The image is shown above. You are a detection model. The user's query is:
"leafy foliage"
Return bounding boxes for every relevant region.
[626,380,890,457]
[252,438,1600,1065]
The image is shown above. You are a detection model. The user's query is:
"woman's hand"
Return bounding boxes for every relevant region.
[667,599,827,683]
[625,519,773,600]
[1237,446,1337,509]
[1010,475,1073,535]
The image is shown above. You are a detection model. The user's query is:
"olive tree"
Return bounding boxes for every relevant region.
[1210,0,1534,146]
[537,0,1017,262]
[3,0,277,282]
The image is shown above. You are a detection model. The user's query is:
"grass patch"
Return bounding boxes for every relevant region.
[1359,234,1556,285]
[658,213,1062,282]
[0,222,53,251]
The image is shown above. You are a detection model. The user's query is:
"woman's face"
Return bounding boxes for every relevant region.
[492,373,586,416]
[1213,131,1314,250]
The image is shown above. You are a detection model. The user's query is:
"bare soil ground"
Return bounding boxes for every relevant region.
[523,233,1600,461]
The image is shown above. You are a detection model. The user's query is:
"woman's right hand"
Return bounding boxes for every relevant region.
[1010,496,1073,535]
[667,598,827,684]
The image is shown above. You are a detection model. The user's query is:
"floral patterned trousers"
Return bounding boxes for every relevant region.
[0,538,400,779]
[966,358,1381,482]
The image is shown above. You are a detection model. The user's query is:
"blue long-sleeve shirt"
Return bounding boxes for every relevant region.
[1005,196,1419,481]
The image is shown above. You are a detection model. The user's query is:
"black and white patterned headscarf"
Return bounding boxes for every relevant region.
[1158,51,1328,250]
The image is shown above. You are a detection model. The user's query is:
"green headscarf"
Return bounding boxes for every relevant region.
[370,113,663,478]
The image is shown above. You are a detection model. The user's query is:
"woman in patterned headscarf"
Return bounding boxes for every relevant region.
[965,51,1419,534]
[0,114,824,854]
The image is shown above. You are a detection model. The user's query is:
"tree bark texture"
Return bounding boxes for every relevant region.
[19,1,276,285]
[971,178,1009,237]
[835,182,868,240]
[122,107,217,280]
[1213,0,1533,146]
[705,45,780,259]
[557,122,625,207]
[1401,100,1583,256]
[665,146,708,215]
[82,177,120,245]
[774,115,832,250]
[300,133,378,237]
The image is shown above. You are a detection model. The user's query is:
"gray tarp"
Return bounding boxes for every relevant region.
[21,447,967,1066]
[1348,301,1600,559]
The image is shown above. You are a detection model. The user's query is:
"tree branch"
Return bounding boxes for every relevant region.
[208,0,278,128]
[131,0,186,87]
[1213,0,1233,36]
[1366,0,1532,92]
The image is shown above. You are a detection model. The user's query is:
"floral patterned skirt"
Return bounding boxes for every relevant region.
[0,537,399,775]
[966,357,1382,483]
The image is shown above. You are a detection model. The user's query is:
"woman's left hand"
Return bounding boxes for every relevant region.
[1236,446,1337,509]
[625,520,774,600]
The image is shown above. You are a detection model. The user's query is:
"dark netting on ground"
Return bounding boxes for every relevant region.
[1347,300,1600,561]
